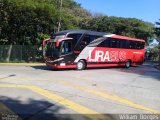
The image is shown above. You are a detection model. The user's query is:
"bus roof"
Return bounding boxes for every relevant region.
[52,29,107,37]
[105,34,145,42]
[52,29,145,42]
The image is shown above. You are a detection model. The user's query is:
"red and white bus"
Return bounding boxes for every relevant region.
[44,30,145,70]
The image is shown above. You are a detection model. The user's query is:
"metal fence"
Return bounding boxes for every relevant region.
[0,45,43,62]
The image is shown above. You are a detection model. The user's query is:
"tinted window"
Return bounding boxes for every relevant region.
[61,41,72,55]
[77,35,100,50]
[78,35,90,50]
[97,38,145,50]
[98,38,111,47]
[97,40,105,47]
[98,38,145,49]
[105,39,111,47]
[137,42,145,49]
[126,41,145,49]
[46,42,60,57]
[128,41,136,49]
[81,35,90,45]
[119,40,127,48]
[67,34,82,46]
[90,35,100,42]
[88,38,104,47]
[110,39,119,48]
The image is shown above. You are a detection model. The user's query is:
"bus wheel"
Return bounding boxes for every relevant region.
[76,60,86,70]
[125,60,131,68]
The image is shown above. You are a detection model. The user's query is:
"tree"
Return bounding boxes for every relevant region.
[0,0,59,61]
[155,19,160,66]
[57,0,63,32]
[155,19,160,38]
[0,0,157,62]
[82,16,154,41]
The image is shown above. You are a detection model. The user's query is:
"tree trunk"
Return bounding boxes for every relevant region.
[6,44,12,62]
[57,0,62,32]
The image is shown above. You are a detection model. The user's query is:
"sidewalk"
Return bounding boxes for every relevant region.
[0,63,45,66]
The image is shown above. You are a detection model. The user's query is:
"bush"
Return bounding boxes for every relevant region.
[151,46,160,62]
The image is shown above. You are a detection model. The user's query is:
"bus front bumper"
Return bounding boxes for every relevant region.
[46,62,76,69]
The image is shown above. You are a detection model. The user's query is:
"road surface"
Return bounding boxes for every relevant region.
[0,62,160,120]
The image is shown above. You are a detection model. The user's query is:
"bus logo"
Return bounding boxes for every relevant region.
[89,50,126,62]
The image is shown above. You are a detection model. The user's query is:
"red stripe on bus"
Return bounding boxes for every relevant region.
[111,35,145,42]
[87,63,124,68]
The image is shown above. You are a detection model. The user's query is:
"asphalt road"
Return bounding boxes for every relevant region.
[0,62,160,120]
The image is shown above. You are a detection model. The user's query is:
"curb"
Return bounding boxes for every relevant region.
[0,63,45,66]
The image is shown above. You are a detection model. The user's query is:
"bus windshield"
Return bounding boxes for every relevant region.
[45,39,73,57]
[45,41,60,57]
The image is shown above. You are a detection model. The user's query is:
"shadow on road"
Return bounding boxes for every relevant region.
[31,66,54,71]
[31,66,75,71]
[115,62,160,81]
[0,96,116,120]
[0,96,89,120]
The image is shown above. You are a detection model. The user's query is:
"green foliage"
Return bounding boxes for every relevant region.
[0,0,58,45]
[155,19,160,66]
[82,16,155,41]
[0,0,157,46]
[151,46,160,61]
[155,19,160,38]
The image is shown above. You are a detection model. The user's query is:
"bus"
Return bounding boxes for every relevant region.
[44,30,145,70]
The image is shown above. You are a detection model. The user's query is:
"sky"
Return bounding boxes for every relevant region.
[74,0,159,24]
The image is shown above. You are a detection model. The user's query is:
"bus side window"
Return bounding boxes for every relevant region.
[79,35,90,50]
[105,38,111,47]
[90,35,100,42]
[98,38,111,48]
[67,34,82,46]
[116,40,120,48]
[132,41,145,49]
[98,41,105,47]
[111,39,118,48]
[140,42,145,49]
[128,41,136,49]
[136,42,140,49]
[119,40,127,49]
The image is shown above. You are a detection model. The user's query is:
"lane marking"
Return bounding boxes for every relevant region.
[0,102,22,120]
[1,76,159,114]
[56,80,160,114]
[0,84,110,120]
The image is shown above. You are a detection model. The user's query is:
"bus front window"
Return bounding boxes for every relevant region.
[61,41,72,55]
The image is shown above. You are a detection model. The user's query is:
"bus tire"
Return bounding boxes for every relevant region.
[125,60,131,68]
[76,60,86,70]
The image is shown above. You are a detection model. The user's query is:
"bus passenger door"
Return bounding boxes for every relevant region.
[60,40,76,65]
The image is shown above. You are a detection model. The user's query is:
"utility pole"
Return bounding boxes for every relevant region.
[57,0,62,32]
